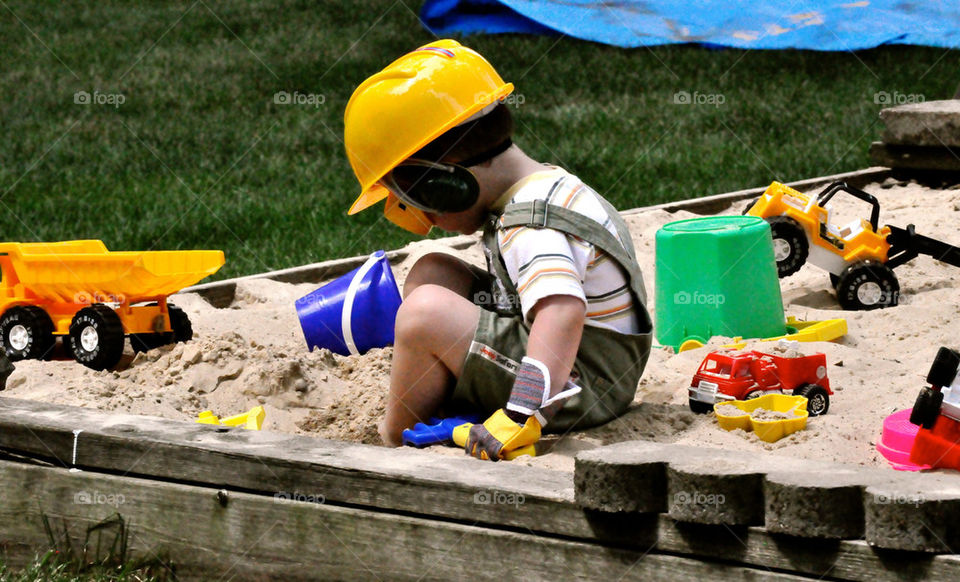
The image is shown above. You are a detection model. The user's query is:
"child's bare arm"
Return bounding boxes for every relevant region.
[525,295,586,397]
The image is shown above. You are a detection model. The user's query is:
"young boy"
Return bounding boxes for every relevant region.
[343,40,652,461]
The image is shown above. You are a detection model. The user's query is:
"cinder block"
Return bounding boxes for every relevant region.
[666,454,779,526]
[764,467,889,539]
[880,100,960,147]
[864,472,960,552]
[574,441,680,513]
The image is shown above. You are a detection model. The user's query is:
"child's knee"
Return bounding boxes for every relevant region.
[395,284,450,342]
[403,252,464,298]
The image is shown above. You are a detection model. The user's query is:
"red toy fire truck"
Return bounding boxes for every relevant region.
[688,347,833,416]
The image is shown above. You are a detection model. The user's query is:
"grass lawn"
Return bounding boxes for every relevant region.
[0,1,957,280]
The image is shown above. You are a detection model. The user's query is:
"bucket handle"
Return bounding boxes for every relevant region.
[341,251,384,356]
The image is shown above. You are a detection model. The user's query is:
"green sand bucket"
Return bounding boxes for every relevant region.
[655,216,785,351]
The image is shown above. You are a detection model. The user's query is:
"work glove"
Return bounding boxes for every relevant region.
[455,356,581,461]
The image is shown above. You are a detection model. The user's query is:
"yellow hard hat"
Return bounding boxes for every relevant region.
[343,39,514,228]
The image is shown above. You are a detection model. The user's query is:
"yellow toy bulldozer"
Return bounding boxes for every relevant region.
[745,181,960,310]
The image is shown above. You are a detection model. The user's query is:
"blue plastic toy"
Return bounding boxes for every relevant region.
[295,250,402,356]
[401,414,482,448]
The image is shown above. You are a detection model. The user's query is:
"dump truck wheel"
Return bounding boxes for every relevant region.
[927,347,960,388]
[689,400,714,414]
[909,387,943,429]
[835,260,899,310]
[794,384,830,416]
[130,333,170,353]
[0,306,56,361]
[829,273,841,289]
[168,305,193,343]
[69,305,125,371]
[766,216,808,278]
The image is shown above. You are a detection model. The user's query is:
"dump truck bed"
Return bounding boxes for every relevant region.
[0,240,225,305]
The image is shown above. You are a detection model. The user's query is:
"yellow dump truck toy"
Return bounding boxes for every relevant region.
[0,240,224,371]
[745,181,960,310]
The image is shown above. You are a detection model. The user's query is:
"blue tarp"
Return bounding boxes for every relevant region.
[420,1,960,50]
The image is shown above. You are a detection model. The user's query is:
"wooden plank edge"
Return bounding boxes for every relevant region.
[0,459,815,582]
[3,398,960,580]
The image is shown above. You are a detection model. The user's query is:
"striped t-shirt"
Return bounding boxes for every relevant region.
[493,168,640,334]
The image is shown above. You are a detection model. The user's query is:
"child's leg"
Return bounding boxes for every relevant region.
[401,251,487,300]
[381,253,484,446]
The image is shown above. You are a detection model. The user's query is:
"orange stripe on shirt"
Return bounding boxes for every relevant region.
[517,267,580,294]
[586,301,633,318]
[561,184,584,208]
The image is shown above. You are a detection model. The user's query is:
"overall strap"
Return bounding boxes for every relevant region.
[482,215,522,313]
[497,199,648,306]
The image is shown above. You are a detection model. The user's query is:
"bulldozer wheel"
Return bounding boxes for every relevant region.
[0,306,56,361]
[927,347,960,388]
[909,387,943,429]
[69,304,125,371]
[766,216,808,278]
[835,260,899,311]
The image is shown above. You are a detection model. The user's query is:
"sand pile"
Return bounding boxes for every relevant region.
[4,179,960,472]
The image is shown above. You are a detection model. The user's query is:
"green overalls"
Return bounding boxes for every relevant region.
[448,197,653,432]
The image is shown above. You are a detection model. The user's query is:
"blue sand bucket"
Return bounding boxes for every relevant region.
[295,250,402,356]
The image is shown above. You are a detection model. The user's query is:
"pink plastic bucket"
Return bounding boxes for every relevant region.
[877,408,931,471]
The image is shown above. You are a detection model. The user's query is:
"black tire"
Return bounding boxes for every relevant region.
[909,387,943,429]
[689,400,713,414]
[69,304,125,371]
[130,333,170,353]
[745,390,763,400]
[168,305,193,343]
[0,306,56,361]
[766,216,809,278]
[927,347,960,388]
[794,384,830,416]
[829,273,841,289]
[835,260,899,311]
[129,304,192,352]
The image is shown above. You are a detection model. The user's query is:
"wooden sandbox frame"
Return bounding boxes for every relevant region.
[4,167,960,580]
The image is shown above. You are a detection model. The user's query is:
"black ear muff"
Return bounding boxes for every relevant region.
[389,163,479,213]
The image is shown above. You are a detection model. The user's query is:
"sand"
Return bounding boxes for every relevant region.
[5,178,960,472]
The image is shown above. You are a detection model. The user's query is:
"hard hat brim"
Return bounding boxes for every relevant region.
[348,184,389,215]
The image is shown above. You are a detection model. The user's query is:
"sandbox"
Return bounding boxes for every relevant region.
[4,167,960,579]
[5,169,960,470]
